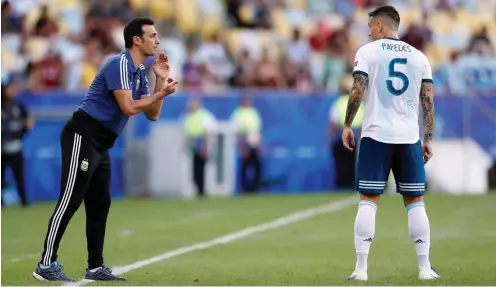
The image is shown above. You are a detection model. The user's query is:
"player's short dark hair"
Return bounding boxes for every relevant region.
[123,17,155,49]
[368,5,400,29]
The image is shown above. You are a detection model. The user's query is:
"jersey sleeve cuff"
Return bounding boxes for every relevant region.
[352,70,368,77]
[422,79,433,83]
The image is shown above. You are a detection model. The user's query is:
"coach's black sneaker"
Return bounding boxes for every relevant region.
[84,266,126,281]
[32,261,75,282]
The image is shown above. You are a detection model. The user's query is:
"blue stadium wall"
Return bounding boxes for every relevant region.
[5,91,496,203]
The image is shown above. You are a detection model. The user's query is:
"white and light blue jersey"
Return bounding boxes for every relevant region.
[352,38,433,144]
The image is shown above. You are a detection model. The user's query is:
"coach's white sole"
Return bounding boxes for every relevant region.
[32,272,46,281]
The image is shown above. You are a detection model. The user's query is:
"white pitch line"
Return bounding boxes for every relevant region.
[67,196,357,286]
[7,253,39,263]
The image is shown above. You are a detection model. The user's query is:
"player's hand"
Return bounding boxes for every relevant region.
[152,52,170,80]
[342,126,355,152]
[422,141,434,164]
[160,78,179,98]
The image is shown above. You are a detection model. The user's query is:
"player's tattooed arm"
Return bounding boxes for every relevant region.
[420,82,435,141]
[344,74,368,127]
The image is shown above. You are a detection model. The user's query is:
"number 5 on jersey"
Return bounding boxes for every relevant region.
[387,58,409,96]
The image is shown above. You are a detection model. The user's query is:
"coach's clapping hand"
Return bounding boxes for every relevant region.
[160,78,179,98]
[152,52,170,80]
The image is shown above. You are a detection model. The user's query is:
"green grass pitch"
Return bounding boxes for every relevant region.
[2,192,496,286]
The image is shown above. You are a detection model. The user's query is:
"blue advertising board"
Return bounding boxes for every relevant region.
[5,91,495,203]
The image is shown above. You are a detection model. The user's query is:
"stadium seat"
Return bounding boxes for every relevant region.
[23,8,42,33]
[273,8,291,39]
[256,30,283,61]
[455,10,484,33]
[25,37,50,62]
[397,10,417,30]
[287,0,307,11]
[1,34,22,54]
[225,29,243,57]
[200,15,223,39]
[353,7,369,23]
[81,61,98,87]
[149,0,174,21]
[48,0,80,13]
[308,52,326,86]
[196,0,224,15]
[427,11,451,36]
[1,50,16,73]
[227,29,281,61]
[475,0,496,17]
[425,44,450,70]
[176,0,198,34]
[130,0,148,12]
[239,3,254,24]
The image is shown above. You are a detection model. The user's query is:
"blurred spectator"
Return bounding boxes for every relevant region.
[183,99,217,197]
[1,79,34,207]
[230,96,263,194]
[489,160,496,189]
[467,26,494,56]
[56,34,85,91]
[284,28,311,68]
[113,0,135,23]
[194,32,234,85]
[1,0,494,95]
[309,21,333,52]
[282,27,311,88]
[225,0,244,27]
[33,5,58,37]
[182,47,205,90]
[322,28,352,91]
[19,62,43,93]
[400,13,433,52]
[81,40,105,89]
[229,49,255,87]
[37,50,64,90]
[252,48,286,88]
[293,64,316,92]
[1,1,22,34]
[365,0,387,7]
[87,0,116,20]
[436,0,458,12]
[253,0,273,29]
[328,76,363,190]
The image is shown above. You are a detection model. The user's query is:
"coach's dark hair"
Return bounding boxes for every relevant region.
[123,17,155,49]
[368,5,400,29]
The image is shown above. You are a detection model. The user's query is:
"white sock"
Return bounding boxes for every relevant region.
[407,202,431,271]
[354,200,377,273]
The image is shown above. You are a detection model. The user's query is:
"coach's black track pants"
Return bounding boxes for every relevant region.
[40,124,111,269]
